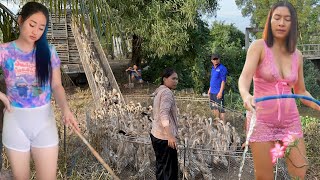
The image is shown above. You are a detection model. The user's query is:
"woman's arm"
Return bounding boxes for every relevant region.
[125,67,132,71]
[51,68,80,131]
[159,90,177,149]
[0,91,11,112]
[238,39,264,111]
[293,51,320,111]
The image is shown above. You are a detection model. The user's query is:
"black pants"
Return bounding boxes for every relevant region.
[150,134,178,180]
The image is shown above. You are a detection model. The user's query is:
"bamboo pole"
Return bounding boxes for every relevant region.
[71,125,120,180]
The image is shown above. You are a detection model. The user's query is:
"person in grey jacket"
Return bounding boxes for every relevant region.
[150,68,179,180]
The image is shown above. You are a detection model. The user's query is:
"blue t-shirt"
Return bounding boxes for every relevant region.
[209,64,227,94]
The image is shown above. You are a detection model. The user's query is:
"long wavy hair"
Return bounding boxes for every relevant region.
[18,2,51,86]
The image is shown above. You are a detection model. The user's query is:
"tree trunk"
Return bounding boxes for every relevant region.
[131,34,142,67]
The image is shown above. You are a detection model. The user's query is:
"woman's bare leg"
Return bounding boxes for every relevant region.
[286,138,308,179]
[250,142,274,180]
[6,148,31,180]
[31,146,58,180]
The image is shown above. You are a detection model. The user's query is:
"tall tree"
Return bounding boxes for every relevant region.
[143,16,212,93]
[235,0,320,43]
[16,0,218,66]
[208,21,246,92]
[107,0,219,66]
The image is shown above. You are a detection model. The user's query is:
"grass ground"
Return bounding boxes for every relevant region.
[0,74,319,179]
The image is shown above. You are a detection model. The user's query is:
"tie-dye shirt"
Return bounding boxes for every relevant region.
[0,41,60,108]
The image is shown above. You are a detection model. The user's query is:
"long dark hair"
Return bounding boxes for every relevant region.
[262,1,298,53]
[160,68,176,85]
[18,2,51,86]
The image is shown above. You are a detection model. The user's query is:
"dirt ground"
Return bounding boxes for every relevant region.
[0,86,112,180]
[0,82,319,179]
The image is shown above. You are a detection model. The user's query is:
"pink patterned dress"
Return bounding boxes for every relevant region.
[246,41,303,142]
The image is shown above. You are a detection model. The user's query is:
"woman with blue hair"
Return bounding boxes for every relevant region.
[0,2,80,179]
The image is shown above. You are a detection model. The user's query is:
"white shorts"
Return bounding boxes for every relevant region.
[2,103,59,152]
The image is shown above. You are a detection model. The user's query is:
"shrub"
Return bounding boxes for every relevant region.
[303,60,320,99]
[301,115,320,176]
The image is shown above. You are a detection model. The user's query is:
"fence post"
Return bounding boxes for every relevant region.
[227,152,231,179]
[183,138,187,180]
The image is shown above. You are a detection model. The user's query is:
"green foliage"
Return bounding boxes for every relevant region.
[11,1,244,98]
[235,0,320,43]
[301,116,320,164]
[191,58,206,93]
[303,60,320,99]
[0,2,19,43]
[207,21,246,93]
[224,90,245,112]
[107,0,219,57]
[142,54,193,91]
[209,21,245,49]
[143,16,211,93]
[301,116,319,130]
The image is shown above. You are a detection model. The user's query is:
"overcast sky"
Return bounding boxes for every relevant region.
[0,0,19,13]
[204,0,251,32]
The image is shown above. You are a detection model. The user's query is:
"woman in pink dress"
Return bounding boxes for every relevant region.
[238,1,320,179]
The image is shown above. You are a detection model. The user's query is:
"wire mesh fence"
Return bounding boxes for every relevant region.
[100,134,255,180]
[89,133,303,180]
[79,94,319,179]
[123,94,247,138]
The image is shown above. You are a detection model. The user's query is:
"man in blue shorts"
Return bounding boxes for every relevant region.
[208,54,228,122]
